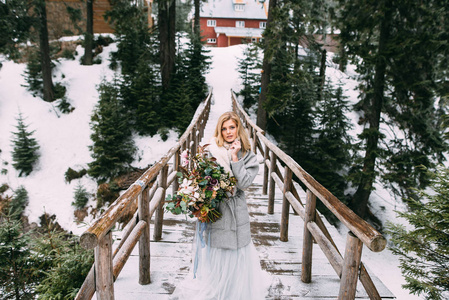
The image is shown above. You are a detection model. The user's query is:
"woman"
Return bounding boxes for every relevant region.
[171,111,269,300]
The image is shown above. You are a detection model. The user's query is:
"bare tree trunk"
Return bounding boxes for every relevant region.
[37,0,54,102]
[194,0,200,35]
[169,0,175,64]
[257,0,277,131]
[158,0,176,90]
[83,0,94,65]
[317,49,327,103]
[350,2,392,219]
[338,45,346,72]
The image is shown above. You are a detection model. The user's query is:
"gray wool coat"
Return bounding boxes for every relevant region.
[206,150,259,250]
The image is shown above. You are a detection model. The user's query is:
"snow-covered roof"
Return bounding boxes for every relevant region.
[200,0,268,20]
[214,26,264,38]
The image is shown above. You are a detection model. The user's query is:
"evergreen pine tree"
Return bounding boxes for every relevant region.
[163,49,194,132]
[0,0,32,61]
[0,218,40,299]
[106,0,162,136]
[123,59,161,136]
[88,79,136,183]
[11,113,40,177]
[387,165,449,300]
[33,230,94,299]
[23,46,44,97]
[313,84,354,204]
[268,55,317,176]
[237,43,262,110]
[162,30,210,134]
[9,185,29,220]
[72,183,89,209]
[106,0,155,77]
[184,30,211,109]
[337,0,448,217]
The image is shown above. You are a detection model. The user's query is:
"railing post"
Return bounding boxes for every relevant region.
[153,165,168,241]
[173,150,180,196]
[138,186,151,284]
[196,127,200,149]
[262,145,269,195]
[193,125,198,153]
[95,231,114,299]
[301,189,316,283]
[199,117,205,140]
[190,131,195,156]
[251,128,257,154]
[186,134,191,155]
[339,232,363,300]
[268,151,277,214]
[280,168,292,242]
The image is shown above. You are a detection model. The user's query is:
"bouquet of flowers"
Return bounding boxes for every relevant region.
[165,144,237,223]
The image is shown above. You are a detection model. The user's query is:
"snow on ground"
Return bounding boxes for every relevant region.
[0,40,422,299]
[0,40,177,235]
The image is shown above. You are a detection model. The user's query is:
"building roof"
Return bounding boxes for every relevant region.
[200,0,268,20]
[214,26,265,38]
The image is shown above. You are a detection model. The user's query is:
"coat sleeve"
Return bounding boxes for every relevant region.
[230,151,259,190]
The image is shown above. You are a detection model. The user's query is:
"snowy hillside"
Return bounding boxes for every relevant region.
[0,39,421,299]
[0,40,178,235]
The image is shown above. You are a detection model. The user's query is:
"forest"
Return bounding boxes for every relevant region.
[1,0,448,299]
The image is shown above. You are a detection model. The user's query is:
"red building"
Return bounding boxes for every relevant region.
[200,0,268,47]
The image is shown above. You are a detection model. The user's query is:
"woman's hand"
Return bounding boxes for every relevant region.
[229,139,241,162]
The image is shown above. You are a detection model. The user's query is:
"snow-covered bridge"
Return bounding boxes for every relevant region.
[74,90,395,299]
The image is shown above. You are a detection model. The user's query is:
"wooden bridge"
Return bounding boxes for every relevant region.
[75,91,395,299]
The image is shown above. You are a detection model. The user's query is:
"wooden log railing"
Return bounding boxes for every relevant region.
[75,91,212,300]
[231,91,387,300]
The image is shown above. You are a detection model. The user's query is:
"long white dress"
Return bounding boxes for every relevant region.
[171,141,271,299]
[170,222,271,300]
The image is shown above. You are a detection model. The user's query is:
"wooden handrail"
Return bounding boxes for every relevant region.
[80,91,212,250]
[231,90,385,300]
[231,93,265,135]
[231,90,385,253]
[256,131,386,252]
[76,91,211,300]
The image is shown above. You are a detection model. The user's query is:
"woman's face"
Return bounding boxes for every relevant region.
[221,119,238,143]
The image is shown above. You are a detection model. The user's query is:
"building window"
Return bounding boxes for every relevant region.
[260,22,266,29]
[234,4,244,11]
[251,38,257,43]
[207,20,216,27]
[207,38,217,43]
[236,21,245,28]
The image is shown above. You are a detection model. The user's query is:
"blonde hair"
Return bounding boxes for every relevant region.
[214,111,251,156]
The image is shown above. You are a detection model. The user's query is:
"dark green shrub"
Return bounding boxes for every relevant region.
[96,182,120,208]
[95,35,114,47]
[61,48,76,60]
[158,127,170,141]
[9,186,29,220]
[53,82,66,100]
[56,97,75,114]
[0,183,8,194]
[64,167,87,183]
